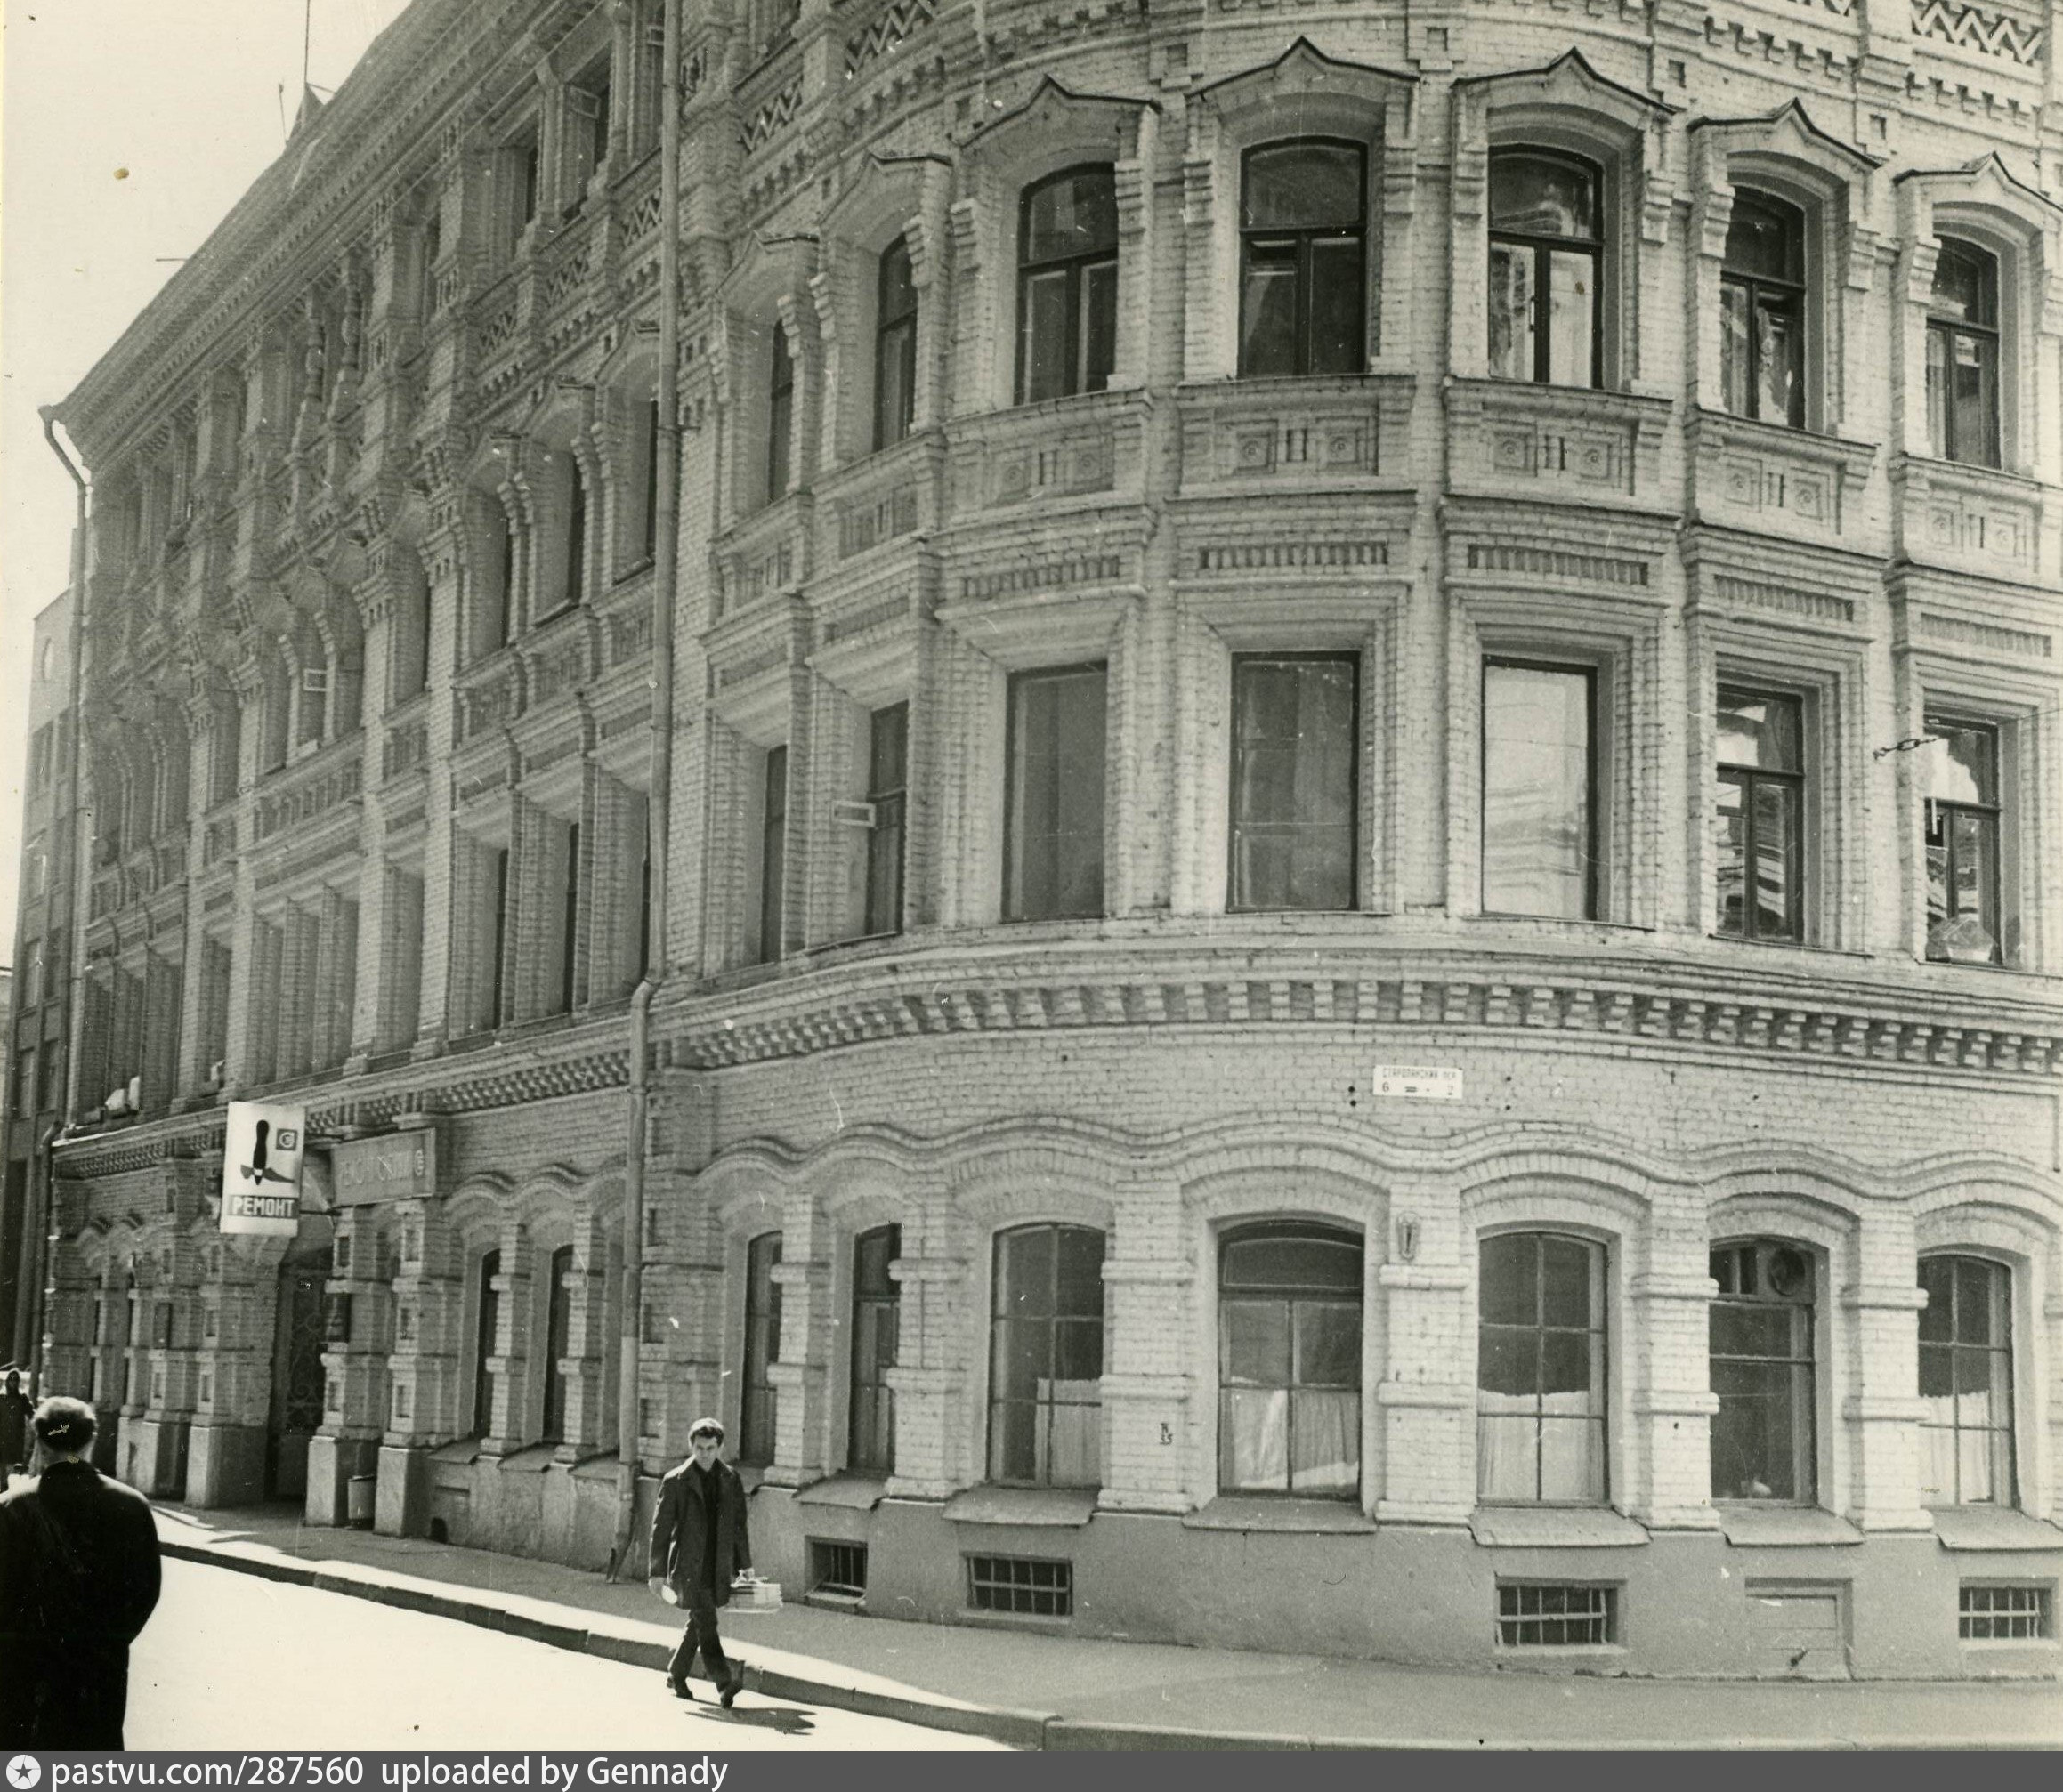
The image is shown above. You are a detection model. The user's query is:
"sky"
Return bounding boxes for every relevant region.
[0,0,414,956]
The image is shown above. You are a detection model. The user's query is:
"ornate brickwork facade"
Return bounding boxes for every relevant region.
[20,0,2063,1675]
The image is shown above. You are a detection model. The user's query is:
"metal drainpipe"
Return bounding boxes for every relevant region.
[28,408,91,1389]
[609,0,684,1579]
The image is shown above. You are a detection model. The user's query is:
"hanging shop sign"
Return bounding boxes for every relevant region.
[220,1101,308,1235]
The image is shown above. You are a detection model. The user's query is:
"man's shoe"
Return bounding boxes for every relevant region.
[667,1677,693,1700]
[719,1675,743,1708]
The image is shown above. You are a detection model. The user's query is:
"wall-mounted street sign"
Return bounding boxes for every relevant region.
[1374,1064,1463,1102]
[220,1100,308,1235]
[332,1128,438,1205]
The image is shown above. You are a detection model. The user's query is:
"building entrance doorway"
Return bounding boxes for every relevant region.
[266,1261,326,1500]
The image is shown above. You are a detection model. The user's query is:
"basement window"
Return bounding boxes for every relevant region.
[1960,1585,2052,1642]
[1496,1582,1615,1647]
[967,1554,1072,1618]
[807,1540,868,1601]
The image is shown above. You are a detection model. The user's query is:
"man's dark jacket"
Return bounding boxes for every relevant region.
[648,1457,752,1607]
[0,1460,163,1748]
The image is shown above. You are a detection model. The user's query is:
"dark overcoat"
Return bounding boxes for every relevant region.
[0,1386,29,1473]
[649,1457,752,1607]
[0,1458,163,1748]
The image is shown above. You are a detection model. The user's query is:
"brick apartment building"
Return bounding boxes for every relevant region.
[4,591,73,1364]
[13,0,2063,1677]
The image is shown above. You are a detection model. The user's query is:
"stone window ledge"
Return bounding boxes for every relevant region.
[1182,1495,1374,1534]
[1469,1505,1648,1548]
[942,1485,1097,1528]
[1716,1505,1863,1547]
[794,1472,888,1511]
[1930,1506,2063,1553]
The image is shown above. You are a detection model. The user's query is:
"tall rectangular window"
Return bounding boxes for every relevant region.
[758,746,788,964]
[561,463,587,613]
[849,1224,900,1475]
[1489,150,1603,388]
[1017,167,1117,404]
[741,1232,782,1465]
[1919,1255,2014,1507]
[1218,1224,1362,1497]
[766,327,795,504]
[641,398,660,564]
[557,821,582,1015]
[865,703,908,937]
[1925,715,2002,965]
[1710,1240,1816,1504]
[1228,655,1356,911]
[1005,666,1105,922]
[1482,660,1595,918]
[1477,1233,1607,1504]
[989,1223,1104,1488]
[1720,191,1807,428]
[488,845,511,1029]
[1927,239,2002,469]
[540,1244,575,1443]
[1239,141,1366,378]
[473,1249,502,1436]
[1716,688,1804,943]
[875,238,918,450]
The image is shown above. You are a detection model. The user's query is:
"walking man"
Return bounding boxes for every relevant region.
[0,1396,163,1748]
[647,1417,753,1707]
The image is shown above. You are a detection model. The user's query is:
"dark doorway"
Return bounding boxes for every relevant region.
[266,1263,326,1500]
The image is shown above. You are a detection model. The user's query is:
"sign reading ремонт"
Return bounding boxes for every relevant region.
[220,1100,308,1234]
[1374,1064,1464,1102]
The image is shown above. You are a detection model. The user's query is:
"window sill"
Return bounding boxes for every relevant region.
[1715,1505,1863,1548]
[1930,1507,2063,1552]
[942,1485,1098,1529]
[795,1473,888,1511]
[1704,933,1873,962]
[1183,1494,1374,1534]
[1469,1506,1648,1549]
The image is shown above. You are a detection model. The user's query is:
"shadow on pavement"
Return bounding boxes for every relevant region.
[679,1705,817,1737]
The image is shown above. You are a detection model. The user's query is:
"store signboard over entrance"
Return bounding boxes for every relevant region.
[332,1128,438,1204]
[1374,1065,1463,1102]
[220,1100,307,1235]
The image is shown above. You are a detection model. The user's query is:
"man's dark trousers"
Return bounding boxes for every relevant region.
[668,1595,732,1690]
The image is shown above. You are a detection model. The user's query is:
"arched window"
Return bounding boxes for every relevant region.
[874,238,918,451]
[471,1248,500,1436]
[1476,1232,1607,1504]
[988,1223,1104,1487]
[765,327,795,503]
[1721,190,1805,427]
[1239,140,1366,378]
[1927,238,2001,469]
[539,1245,576,1442]
[1709,1239,1816,1502]
[1218,1223,1361,1497]
[740,1231,782,1465]
[1918,1255,2014,1507]
[849,1223,900,1473]
[1016,167,1117,404]
[1489,149,1602,388]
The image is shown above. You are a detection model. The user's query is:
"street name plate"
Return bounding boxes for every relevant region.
[1374,1064,1463,1102]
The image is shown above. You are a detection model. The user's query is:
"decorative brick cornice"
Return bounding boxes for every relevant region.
[660,932,2063,1078]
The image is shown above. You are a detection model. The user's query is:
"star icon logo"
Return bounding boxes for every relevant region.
[7,1756,42,1789]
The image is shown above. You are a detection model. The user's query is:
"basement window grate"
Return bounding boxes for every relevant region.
[1497,1582,1614,1647]
[807,1539,868,1599]
[1960,1585,2052,1641]
[967,1554,1072,1618]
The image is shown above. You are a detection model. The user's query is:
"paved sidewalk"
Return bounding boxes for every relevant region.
[154,1505,2059,1750]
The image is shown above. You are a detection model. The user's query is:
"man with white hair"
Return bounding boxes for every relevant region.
[0,1396,162,1748]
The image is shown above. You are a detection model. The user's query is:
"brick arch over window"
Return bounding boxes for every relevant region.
[1686,101,1884,436]
[1449,49,1675,389]
[1183,36,1416,381]
[1893,155,2063,481]
[953,77,1159,414]
[711,232,820,522]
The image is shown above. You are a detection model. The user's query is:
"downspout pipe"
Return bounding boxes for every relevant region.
[610,0,683,1579]
[27,407,91,1388]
